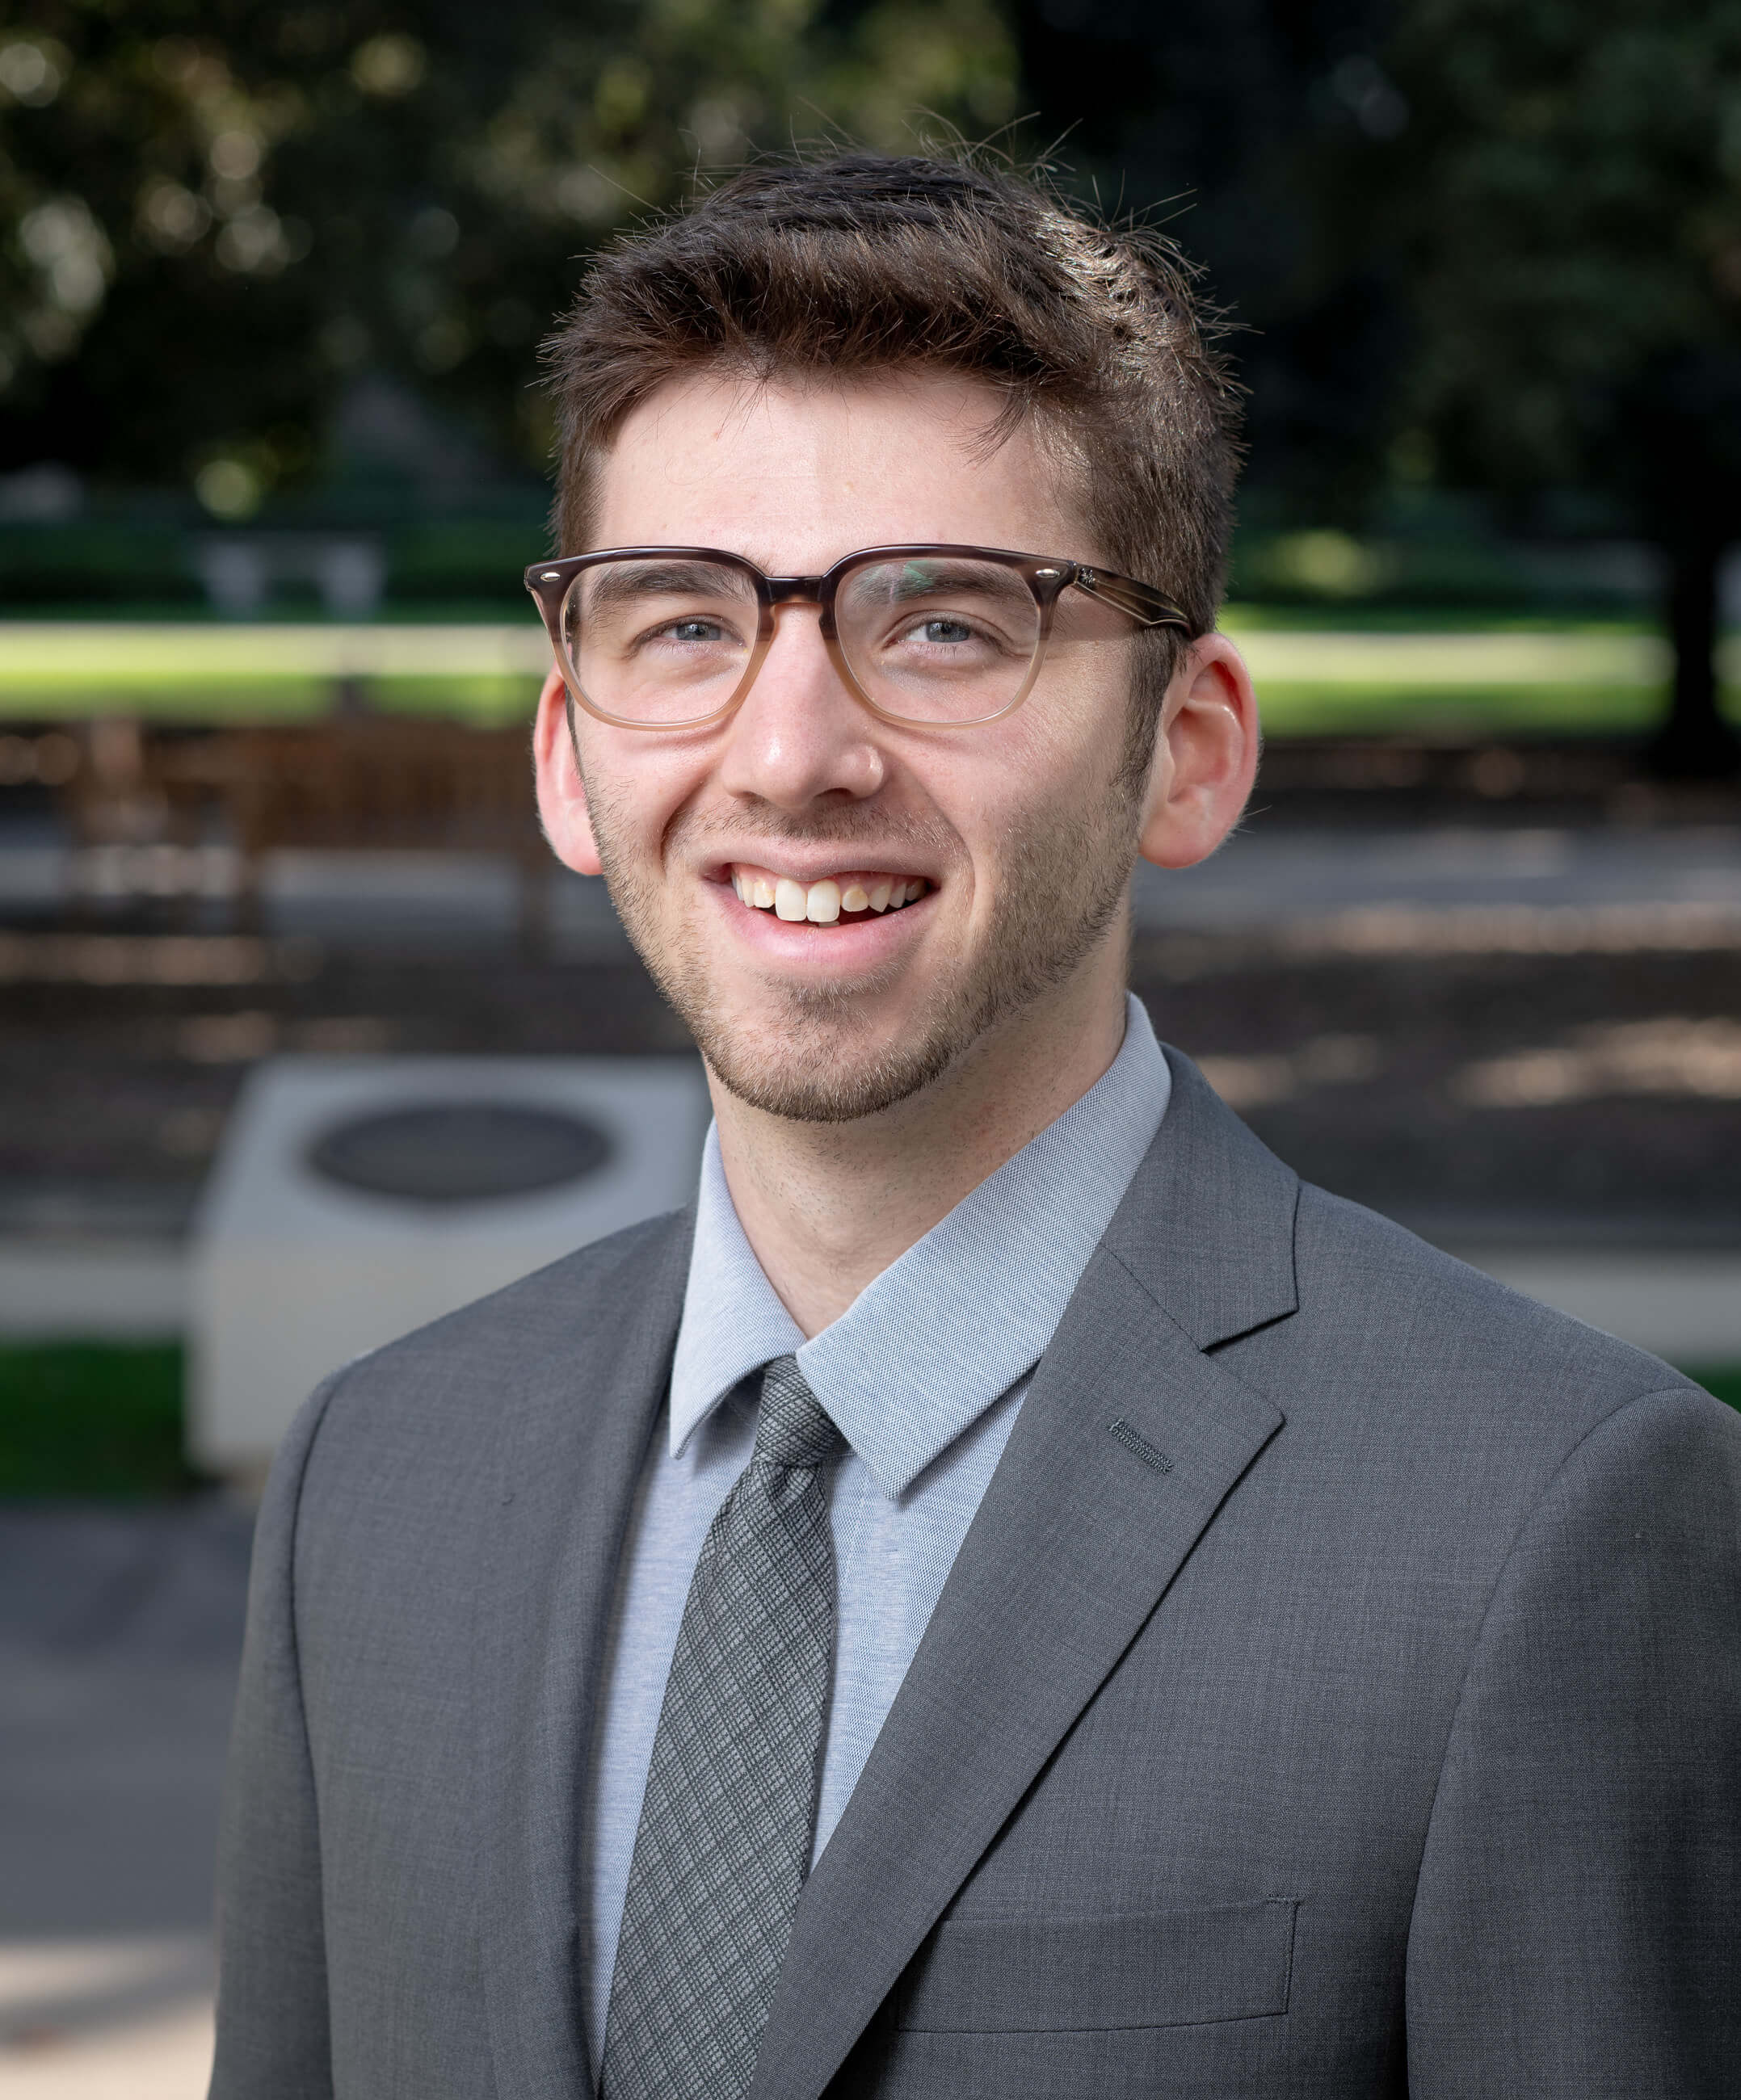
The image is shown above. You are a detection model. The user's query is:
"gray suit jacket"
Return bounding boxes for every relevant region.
[210,1048,1741,2099]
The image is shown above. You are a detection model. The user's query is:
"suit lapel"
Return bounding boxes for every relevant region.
[750,1050,1299,2100]
[474,1208,694,2100]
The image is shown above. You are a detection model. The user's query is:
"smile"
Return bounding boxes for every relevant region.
[728,864,931,925]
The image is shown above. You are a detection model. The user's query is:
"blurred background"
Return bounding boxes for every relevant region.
[2,0,1739,2088]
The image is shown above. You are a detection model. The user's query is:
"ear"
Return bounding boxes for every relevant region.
[1137,632,1259,871]
[532,663,604,877]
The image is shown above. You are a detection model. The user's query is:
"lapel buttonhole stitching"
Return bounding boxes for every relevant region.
[1107,1417,1173,1475]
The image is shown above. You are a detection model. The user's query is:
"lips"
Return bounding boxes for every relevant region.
[727,864,930,924]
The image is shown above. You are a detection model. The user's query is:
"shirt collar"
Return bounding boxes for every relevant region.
[667,993,1171,1497]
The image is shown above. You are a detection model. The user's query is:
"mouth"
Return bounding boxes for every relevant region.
[723,863,932,926]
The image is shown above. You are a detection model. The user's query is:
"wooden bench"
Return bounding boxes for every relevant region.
[52,716,552,943]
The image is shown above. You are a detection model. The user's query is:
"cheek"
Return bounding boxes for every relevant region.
[579,740,714,866]
[1036,632,1138,759]
[982,691,1117,819]
[923,737,1083,893]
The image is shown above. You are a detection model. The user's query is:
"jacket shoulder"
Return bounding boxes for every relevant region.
[1279,1178,1714,1434]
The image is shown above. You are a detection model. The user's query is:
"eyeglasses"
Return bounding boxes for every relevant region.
[523,544,1191,731]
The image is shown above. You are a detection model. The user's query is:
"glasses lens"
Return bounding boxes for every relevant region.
[561,558,759,725]
[834,556,1041,724]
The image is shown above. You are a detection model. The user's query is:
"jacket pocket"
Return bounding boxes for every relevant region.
[894,1897,1297,2035]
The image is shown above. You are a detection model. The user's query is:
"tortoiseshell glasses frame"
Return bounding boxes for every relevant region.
[523,542,1192,732]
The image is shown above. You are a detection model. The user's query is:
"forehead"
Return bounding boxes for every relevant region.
[587,368,1095,571]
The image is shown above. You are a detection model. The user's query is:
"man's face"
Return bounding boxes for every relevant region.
[536,370,1157,1124]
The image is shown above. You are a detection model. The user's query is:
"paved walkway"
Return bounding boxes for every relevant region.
[1135,821,1741,928]
[2,818,1739,953]
[0,1503,251,2090]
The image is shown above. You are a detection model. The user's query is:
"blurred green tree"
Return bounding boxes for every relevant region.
[1010,0,1741,770]
[0,0,1016,511]
[1371,0,1741,773]
[1005,0,1403,532]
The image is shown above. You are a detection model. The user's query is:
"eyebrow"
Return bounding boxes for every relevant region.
[582,561,752,612]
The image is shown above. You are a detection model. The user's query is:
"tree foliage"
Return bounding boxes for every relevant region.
[1362,0,1741,765]
[1377,0,1741,496]
[0,0,1018,500]
[1005,0,1403,523]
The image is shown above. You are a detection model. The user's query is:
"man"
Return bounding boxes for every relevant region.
[210,155,1740,2098]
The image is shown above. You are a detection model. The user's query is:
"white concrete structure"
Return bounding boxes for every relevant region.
[0,1241,186,1338]
[188,1056,709,1473]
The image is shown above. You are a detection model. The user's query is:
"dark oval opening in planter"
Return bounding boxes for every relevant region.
[306,1101,612,1205]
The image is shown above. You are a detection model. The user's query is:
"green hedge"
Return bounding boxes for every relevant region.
[0,1342,202,1497]
[1688,1365,1741,1413]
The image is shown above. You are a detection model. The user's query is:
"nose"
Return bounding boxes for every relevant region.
[714,600,886,810]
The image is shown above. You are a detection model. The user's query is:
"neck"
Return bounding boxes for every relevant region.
[710,936,1131,1337]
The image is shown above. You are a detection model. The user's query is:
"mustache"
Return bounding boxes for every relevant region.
[665,803,959,859]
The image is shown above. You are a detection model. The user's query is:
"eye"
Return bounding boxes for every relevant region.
[635,611,742,650]
[892,612,984,649]
[916,616,974,645]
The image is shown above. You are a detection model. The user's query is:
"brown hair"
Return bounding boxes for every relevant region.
[542,153,1242,720]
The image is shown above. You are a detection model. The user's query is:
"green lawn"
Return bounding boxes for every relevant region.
[1252,680,1678,739]
[0,620,550,725]
[1,609,1736,736]
[1217,605,1659,636]
[0,1341,1735,1497]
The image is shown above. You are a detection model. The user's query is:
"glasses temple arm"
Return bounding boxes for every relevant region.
[1072,568,1192,630]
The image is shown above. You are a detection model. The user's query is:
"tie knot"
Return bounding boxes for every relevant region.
[755,1357,847,1473]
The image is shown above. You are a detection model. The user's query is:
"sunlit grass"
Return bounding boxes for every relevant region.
[1217,605,1659,636]
[1254,681,1680,739]
[0,611,1737,734]
[0,622,549,724]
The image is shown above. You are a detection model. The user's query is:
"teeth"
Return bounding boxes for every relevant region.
[734,867,926,922]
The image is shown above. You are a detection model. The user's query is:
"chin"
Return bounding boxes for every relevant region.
[708,1061,937,1126]
[693,1001,953,1125]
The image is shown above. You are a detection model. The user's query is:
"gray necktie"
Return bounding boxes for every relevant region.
[601,1355,848,2100]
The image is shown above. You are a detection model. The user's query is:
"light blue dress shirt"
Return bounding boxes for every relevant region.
[583,993,1171,2066]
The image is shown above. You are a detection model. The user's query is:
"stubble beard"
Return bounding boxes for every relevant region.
[586,771,1142,1126]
